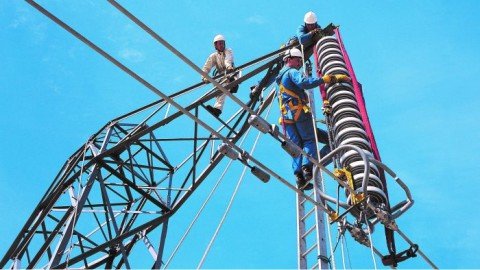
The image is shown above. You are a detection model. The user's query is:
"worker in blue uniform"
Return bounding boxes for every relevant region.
[297,11,336,45]
[297,11,322,45]
[276,48,351,190]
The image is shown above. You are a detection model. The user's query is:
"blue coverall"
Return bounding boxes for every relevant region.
[296,23,321,45]
[276,67,330,175]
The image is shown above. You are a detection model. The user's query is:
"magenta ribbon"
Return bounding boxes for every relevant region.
[334,27,382,163]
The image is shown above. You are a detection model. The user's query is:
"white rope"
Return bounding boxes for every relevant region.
[364,214,378,270]
[339,233,346,270]
[321,172,336,269]
[338,228,347,270]
[196,91,276,269]
[342,233,352,270]
[164,102,259,268]
[343,232,352,269]
[163,135,247,268]
[163,158,234,268]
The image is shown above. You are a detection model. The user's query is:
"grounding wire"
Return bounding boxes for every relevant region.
[196,90,276,269]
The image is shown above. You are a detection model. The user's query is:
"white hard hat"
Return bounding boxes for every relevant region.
[289,48,303,58]
[213,34,225,44]
[283,48,303,60]
[304,11,317,24]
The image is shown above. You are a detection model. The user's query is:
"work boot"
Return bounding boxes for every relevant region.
[302,166,313,181]
[206,105,221,117]
[228,77,239,93]
[296,173,313,191]
[230,85,239,93]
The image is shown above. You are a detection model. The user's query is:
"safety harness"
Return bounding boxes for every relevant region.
[278,68,311,125]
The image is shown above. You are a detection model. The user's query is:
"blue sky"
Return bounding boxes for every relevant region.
[1,0,480,268]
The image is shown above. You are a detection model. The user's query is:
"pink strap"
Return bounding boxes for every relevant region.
[334,28,382,162]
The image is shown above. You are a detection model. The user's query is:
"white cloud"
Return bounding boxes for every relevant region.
[8,5,47,44]
[173,75,184,83]
[119,48,145,63]
[8,3,31,29]
[9,14,27,29]
[246,15,266,25]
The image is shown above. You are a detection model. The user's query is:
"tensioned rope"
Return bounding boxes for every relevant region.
[339,231,347,269]
[196,89,277,269]
[342,231,352,269]
[364,214,378,269]
[162,94,274,268]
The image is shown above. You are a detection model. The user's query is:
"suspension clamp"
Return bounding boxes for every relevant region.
[347,224,370,247]
[374,207,398,231]
[248,115,271,134]
[218,143,239,160]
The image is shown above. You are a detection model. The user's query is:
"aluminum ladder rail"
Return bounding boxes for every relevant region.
[296,169,330,270]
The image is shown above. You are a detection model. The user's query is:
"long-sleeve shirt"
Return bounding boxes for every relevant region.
[276,67,325,102]
[296,23,321,45]
[276,67,325,121]
[202,48,234,77]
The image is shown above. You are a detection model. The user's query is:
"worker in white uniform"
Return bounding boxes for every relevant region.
[202,34,237,117]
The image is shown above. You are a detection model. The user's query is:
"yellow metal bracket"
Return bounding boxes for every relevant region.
[328,211,339,223]
[334,167,365,204]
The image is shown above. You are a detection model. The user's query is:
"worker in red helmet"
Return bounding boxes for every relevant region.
[276,48,351,190]
[202,34,238,117]
[297,11,322,44]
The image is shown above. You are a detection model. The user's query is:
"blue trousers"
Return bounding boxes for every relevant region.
[285,114,331,174]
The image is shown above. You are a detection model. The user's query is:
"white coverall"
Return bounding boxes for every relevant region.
[202,48,234,111]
